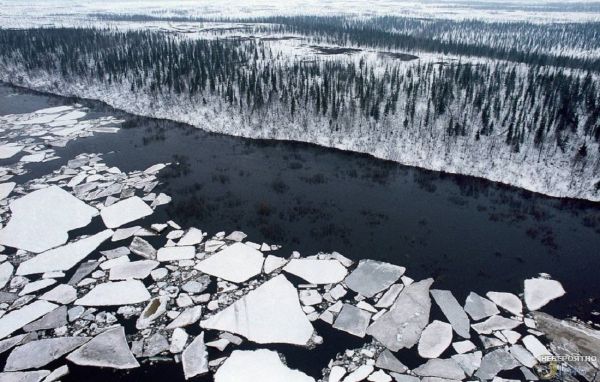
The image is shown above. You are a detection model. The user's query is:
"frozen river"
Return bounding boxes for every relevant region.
[1,83,599,380]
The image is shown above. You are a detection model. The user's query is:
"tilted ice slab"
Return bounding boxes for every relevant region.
[100,196,153,229]
[195,242,264,283]
[5,337,90,371]
[0,143,23,159]
[0,300,58,340]
[366,278,433,351]
[0,186,98,253]
[75,280,151,306]
[201,275,314,345]
[16,229,113,275]
[67,326,139,369]
[214,349,315,382]
[464,292,500,321]
[418,320,453,358]
[524,278,566,311]
[344,259,405,298]
[0,182,15,200]
[109,260,159,280]
[430,289,471,339]
[282,259,348,284]
[182,332,209,379]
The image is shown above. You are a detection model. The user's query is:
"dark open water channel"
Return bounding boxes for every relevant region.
[1,83,600,381]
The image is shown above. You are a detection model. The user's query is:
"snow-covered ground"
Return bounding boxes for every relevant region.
[1,0,600,23]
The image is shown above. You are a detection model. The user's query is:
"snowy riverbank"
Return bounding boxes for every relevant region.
[2,72,598,203]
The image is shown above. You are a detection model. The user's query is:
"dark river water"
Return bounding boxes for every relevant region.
[1,83,600,381]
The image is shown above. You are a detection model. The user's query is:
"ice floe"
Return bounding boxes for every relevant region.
[201,275,314,345]
[195,242,264,283]
[16,230,113,275]
[524,277,566,311]
[66,326,139,369]
[182,332,209,379]
[100,196,153,228]
[75,280,151,306]
[344,259,405,298]
[418,320,453,358]
[214,349,315,382]
[4,337,89,371]
[0,186,98,253]
[0,301,57,340]
[283,258,347,284]
[366,278,432,351]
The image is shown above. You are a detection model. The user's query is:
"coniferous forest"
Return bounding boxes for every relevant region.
[1,16,599,200]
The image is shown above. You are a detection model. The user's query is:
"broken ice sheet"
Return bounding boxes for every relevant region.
[201,275,314,345]
[0,186,98,253]
[366,278,432,351]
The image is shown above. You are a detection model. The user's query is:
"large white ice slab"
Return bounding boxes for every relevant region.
[0,186,98,253]
[214,349,315,382]
[524,278,566,311]
[5,337,90,371]
[157,246,195,262]
[0,144,23,159]
[0,182,15,200]
[75,280,151,306]
[16,230,113,275]
[109,260,159,280]
[201,275,314,345]
[100,196,153,229]
[0,301,58,340]
[195,242,264,283]
[283,259,347,284]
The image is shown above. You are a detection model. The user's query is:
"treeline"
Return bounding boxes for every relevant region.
[0,28,598,156]
[92,14,600,71]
